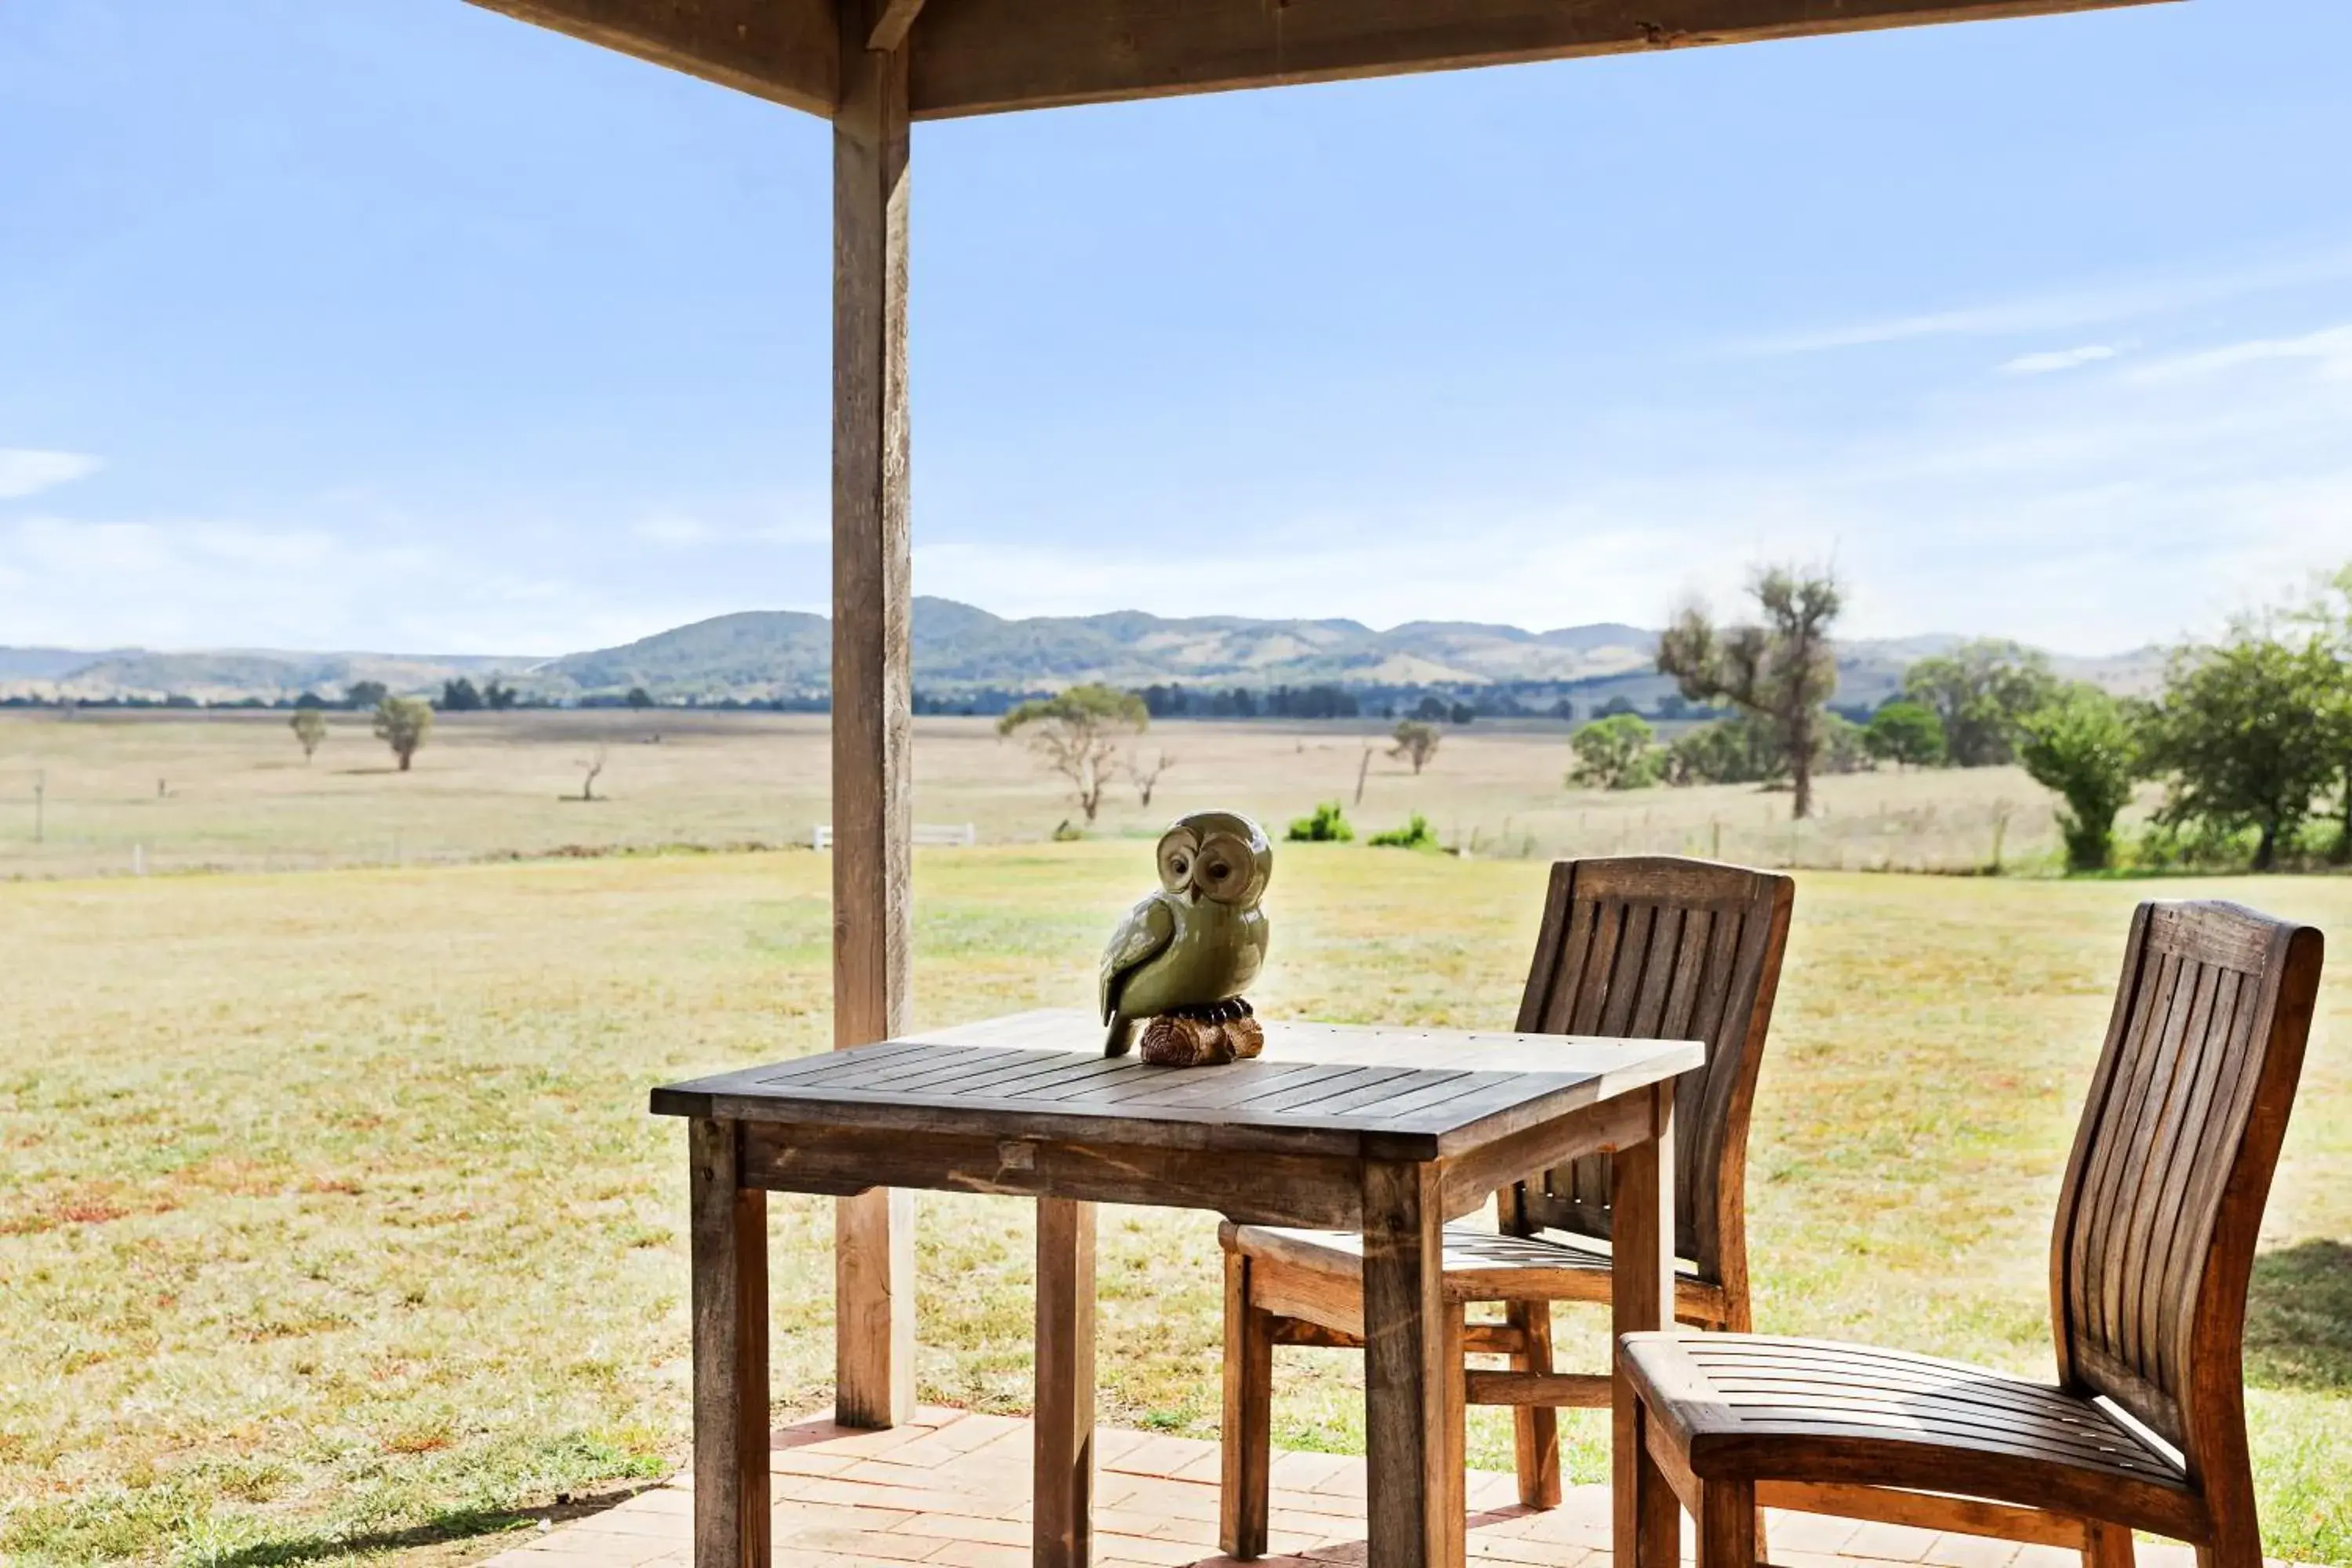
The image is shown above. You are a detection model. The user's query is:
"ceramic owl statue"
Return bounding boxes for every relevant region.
[1099,811,1272,1066]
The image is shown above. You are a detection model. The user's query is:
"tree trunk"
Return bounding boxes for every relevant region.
[2255,818,2278,872]
[398,752,412,772]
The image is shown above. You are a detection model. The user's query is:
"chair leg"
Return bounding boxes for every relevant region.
[2085,1522,2136,1568]
[1219,1252,1274,1559]
[1628,1392,1681,1568]
[1505,1300,1562,1509]
[1697,1477,1758,1568]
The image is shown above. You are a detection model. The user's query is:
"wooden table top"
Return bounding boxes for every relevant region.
[651,1007,1702,1161]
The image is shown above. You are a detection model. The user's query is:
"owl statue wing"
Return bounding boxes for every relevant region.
[1100,894,1178,1023]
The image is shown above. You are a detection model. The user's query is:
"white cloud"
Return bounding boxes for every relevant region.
[2129,324,2352,384]
[1733,245,2352,358]
[2002,345,2117,376]
[0,448,103,500]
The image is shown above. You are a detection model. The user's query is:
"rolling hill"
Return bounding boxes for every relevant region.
[0,597,2161,710]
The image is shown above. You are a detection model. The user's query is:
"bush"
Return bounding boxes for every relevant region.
[1368,812,1438,850]
[1864,700,1946,770]
[1661,714,1783,786]
[2017,684,2140,873]
[1285,802,1355,842]
[1567,713,1658,790]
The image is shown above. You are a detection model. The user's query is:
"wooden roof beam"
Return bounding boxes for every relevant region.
[464,0,839,118]
[907,0,2177,120]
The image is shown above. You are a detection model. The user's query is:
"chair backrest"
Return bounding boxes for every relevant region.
[1508,856,1795,1286]
[2050,900,2321,1475]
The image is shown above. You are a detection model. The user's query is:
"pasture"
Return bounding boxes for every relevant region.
[2,844,2347,1566]
[0,708,2105,881]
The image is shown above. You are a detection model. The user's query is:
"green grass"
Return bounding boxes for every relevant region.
[1,846,2347,1563]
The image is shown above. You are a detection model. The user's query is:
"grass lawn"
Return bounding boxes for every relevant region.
[1,845,2346,1564]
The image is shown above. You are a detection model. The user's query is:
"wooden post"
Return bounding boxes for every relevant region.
[1035,1198,1098,1568]
[689,1118,771,1568]
[1613,1086,1678,1568]
[831,0,917,1430]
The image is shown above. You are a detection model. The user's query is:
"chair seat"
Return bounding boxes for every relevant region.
[1221,1221,1719,1312]
[1621,1332,2202,1536]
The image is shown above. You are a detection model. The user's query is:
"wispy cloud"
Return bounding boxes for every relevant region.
[2129,324,2352,384]
[2002,345,2117,376]
[0,448,102,500]
[1733,246,2352,358]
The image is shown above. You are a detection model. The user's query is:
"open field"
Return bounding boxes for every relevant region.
[2,847,2346,1565]
[0,710,2132,881]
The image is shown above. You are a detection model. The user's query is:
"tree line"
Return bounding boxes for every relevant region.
[1559,562,2352,875]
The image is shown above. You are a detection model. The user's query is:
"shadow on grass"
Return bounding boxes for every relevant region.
[205,1481,664,1568]
[2245,1239,2352,1392]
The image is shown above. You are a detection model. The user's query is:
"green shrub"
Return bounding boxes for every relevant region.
[2017,684,2140,873]
[1285,801,1354,842]
[1368,812,1438,850]
[1567,713,1658,790]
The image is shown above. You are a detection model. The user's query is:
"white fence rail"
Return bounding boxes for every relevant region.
[811,822,977,851]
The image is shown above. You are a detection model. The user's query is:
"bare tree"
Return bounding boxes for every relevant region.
[1127,747,1175,808]
[1389,719,1441,775]
[574,748,608,802]
[997,683,1149,823]
[1657,565,1842,819]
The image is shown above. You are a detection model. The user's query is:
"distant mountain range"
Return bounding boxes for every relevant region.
[0,597,2166,710]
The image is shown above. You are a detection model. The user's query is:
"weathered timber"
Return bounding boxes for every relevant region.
[1622,899,2325,1568]
[688,1119,769,1568]
[830,0,915,1431]
[464,0,833,114]
[657,1013,1697,1568]
[472,0,2172,122]
[1035,1198,1095,1568]
[1221,857,1785,1537]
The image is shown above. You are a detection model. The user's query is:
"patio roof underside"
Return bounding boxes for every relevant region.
[466,0,2170,121]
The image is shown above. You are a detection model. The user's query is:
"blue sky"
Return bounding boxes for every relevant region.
[4,0,2350,657]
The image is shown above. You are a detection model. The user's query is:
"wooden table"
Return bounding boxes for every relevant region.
[651,1008,1701,1568]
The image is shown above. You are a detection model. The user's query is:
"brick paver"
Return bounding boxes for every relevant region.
[478,1410,2285,1568]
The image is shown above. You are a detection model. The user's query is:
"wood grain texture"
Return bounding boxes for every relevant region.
[1621,900,2325,1568]
[1515,857,1793,1294]
[1755,1481,2092,1549]
[1035,1198,1096,1568]
[1220,1251,1275,1559]
[746,1122,1363,1228]
[688,1119,769,1568]
[1611,1087,1675,1568]
[655,1025,1701,1161]
[1507,1299,1563,1507]
[1359,1160,1461,1568]
[905,0,2169,118]
[830,0,915,1430]
[463,0,834,114]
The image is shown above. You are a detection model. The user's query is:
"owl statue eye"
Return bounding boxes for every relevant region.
[1196,835,1254,902]
[1155,829,1199,893]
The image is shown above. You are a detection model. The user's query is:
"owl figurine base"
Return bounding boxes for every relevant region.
[1138,998,1265,1069]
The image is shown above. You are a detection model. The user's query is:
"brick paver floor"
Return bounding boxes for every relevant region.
[483,1408,2225,1568]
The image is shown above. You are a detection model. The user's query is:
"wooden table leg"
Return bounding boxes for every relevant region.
[690,1117,770,1568]
[1362,1160,1464,1568]
[1036,1197,1097,1568]
[1613,1087,1677,1568]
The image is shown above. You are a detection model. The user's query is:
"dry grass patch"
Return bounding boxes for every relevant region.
[0,847,2344,1563]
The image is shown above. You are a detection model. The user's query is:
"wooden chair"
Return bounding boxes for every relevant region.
[1218,856,1795,1557]
[1622,899,2325,1568]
